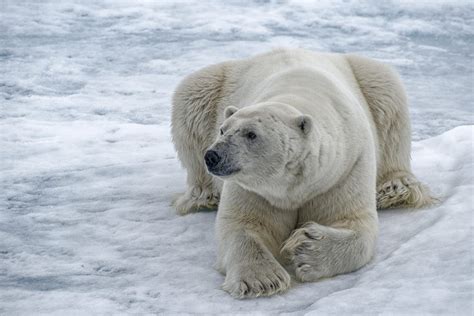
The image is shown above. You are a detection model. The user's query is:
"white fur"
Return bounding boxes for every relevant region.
[171,49,433,298]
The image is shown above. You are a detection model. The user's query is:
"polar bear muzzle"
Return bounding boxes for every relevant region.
[204,147,241,177]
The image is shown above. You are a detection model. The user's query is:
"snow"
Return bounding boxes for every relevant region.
[0,0,472,314]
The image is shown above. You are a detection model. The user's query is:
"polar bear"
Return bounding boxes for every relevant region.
[171,49,433,298]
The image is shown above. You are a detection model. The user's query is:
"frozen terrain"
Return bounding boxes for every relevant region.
[0,0,472,314]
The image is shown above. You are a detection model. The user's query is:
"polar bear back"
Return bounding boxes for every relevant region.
[218,49,374,141]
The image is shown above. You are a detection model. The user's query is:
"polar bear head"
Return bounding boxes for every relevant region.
[204,102,314,190]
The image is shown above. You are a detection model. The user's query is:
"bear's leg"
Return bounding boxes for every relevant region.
[171,63,228,215]
[216,183,294,298]
[347,55,435,209]
[173,175,219,216]
[281,217,377,282]
[221,231,291,298]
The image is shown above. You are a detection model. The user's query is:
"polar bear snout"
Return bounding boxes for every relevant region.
[204,147,241,177]
[204,150,221,169]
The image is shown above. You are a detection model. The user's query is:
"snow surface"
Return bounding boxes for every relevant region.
[0,0,473,314]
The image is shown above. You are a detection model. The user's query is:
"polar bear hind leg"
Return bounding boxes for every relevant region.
[347,55,435,209]
[171,63,226,215]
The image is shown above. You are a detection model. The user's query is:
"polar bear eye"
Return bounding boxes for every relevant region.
[246,131,257,140]
[220,128,224,135]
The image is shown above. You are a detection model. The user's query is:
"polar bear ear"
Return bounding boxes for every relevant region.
[224,106,239,119]
[296,115,313,136]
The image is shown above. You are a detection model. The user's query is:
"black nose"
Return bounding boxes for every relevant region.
[204,150,221,169]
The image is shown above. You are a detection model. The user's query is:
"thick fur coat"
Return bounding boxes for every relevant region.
[171,49,433,298]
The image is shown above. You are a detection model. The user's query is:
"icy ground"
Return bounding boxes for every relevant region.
[0,0,473,314]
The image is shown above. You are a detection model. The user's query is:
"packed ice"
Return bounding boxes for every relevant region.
[0,0,472,314]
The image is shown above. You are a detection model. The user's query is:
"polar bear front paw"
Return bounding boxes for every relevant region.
[281,223,332,282]
[222,262,291,299]
[174,186,219,215]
